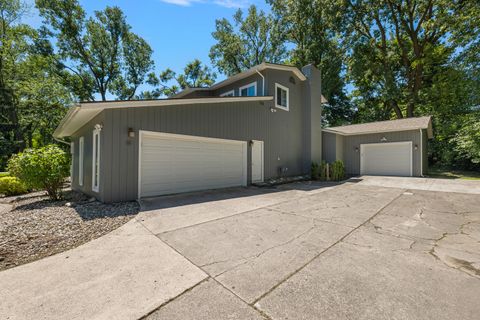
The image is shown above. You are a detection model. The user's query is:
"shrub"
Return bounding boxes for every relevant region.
[0,176,28,196]
[330,160,345,181]
[0,172,9,178]
[319,160,328,180]
[7,145,70,200]
[311,162,319,180]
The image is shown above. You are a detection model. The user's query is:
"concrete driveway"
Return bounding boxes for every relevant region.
[1,177,479,319]
[140,177,480,320]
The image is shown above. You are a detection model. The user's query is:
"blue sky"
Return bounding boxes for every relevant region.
[24,0,270,82]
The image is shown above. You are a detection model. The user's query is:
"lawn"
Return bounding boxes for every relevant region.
[427,167,480,180]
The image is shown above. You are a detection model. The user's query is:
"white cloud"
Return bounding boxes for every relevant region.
[159,0,250,8]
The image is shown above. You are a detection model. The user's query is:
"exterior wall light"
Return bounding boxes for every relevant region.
[355,147,359,152]
[414,144,418,150]
[128,128,135,138]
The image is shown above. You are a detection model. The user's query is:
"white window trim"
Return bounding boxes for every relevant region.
[275,83,289,111]
[92,127,101,193]
[220,90,235,97]
[239,82,257,96]
[79,136,84,187]
[70,142,74,180]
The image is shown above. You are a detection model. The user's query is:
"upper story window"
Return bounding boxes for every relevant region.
[275,83,289,111]
[239,82,257,97]
[220,90,234,97]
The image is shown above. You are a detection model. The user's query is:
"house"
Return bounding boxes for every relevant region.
[54,63,432,203]
[322,116,433,177]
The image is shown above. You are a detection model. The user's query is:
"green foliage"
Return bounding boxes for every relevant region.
[36,0,154,101]
[145,59,216,98]
[0,172,11,178]
[330,160,345,181]
[319,160,327,180]
[0,176,28,196]
[7,145,70,200]
[451,114,480,166]
[311,162,319,180]
[268,0,353,126]
[210,5,287,76]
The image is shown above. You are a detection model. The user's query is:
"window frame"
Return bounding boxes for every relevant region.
[220,90,235,97]
[79,136,84,187]
[275,83,289,111]
[70,142,74,181]
[92,128,101,193]
[239,82,257,97]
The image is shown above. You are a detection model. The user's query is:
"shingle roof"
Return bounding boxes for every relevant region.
[324,116,433,138]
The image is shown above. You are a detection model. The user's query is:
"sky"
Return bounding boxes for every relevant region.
[23,0,271,83]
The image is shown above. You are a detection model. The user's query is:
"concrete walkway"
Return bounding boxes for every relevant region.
[0,218,207,320]
[357,175,480,194]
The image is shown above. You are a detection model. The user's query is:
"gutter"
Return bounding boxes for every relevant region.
[255,69,265,96]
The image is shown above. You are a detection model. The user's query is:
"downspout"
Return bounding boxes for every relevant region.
[419,128,423,177]
[255,69,265,96]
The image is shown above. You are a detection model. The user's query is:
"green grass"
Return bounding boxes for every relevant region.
[0,172,9,178]
[426,167,480,180]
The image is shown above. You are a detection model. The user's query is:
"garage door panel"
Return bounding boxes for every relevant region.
[139,132,247,198]
[361,142,412,177]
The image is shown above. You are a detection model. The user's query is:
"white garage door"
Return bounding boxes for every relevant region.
[139,131,247,198]
[360,141,412,176]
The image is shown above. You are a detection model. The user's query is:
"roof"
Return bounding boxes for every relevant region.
[53,96,273,138]
[323,116,433,138]
[172,62,308,99]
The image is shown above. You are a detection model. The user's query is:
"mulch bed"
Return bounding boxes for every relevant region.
[0,190,139,271]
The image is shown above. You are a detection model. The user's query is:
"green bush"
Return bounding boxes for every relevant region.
[330,160,345,181]
[0,176,28,196]
[0,172,9,178]
[311,162,319,180]
[7,145,70,200]
[319,160,328,180]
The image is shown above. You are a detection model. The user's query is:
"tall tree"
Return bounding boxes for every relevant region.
[145,59,216,98]
[0,0,72,168]
[345,0,459,119]
[268,0,353,126]
[210,5,287,76]
[36,0,154,101]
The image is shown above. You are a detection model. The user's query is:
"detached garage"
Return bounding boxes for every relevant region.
[322,116,433,177]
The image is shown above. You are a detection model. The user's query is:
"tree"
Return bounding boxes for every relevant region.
[268,0,353,126]
[0,0,72,169]
[345,0,460,119]
[36,0,154,101]
[210,5,287,76]
[146,59,216,97]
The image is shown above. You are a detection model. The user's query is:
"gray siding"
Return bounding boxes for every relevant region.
[70,112,106,200]
[102,100,306,203]
[322,132,337,163]
[342,130,423,176]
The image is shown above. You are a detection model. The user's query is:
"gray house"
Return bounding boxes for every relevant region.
[54,63,432,203]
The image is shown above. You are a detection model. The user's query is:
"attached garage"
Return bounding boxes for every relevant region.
[139,131,247,198]
[323,116,433,177]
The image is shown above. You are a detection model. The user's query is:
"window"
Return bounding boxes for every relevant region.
[92,126,101,192]
[220,90,234,97]
[70,142,74,180]
[239,82,257,96]
[79,137,84,186]
[275,83,289,111]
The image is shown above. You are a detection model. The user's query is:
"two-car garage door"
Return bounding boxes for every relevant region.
[139,131,247,198]
[360,141,413,176]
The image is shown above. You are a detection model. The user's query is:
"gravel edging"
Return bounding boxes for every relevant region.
[0,190,139,271]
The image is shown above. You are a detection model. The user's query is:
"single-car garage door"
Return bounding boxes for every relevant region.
[360,141,412,176]
[139,131,247,198]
